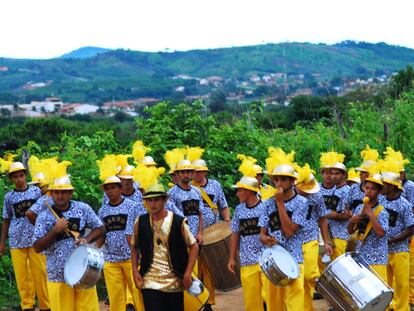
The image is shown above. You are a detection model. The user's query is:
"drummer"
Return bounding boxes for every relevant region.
[0,160,50,311]
[228,173,268,311]
[321,151,351,261]
[131,182,199,311]
[96,174,144,311]
[345,146,379,212]
[192,156,230,311]
[294,164,332,311]
[258,150,307,311]
[381,154,414,311]
[32,172,105,311]
[347,166,389,282]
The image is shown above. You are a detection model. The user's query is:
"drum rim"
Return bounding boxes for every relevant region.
[259,244,300,281]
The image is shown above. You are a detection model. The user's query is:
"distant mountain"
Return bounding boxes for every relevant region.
[0,41,414,102]
[59,46,111,59]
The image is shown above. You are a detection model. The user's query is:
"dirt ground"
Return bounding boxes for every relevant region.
[99,287,331,310]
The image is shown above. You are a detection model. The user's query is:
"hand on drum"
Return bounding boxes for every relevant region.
[52,218,69,234]
[196,232,203,245]
[133,269,144,289]
[182,272,192,289]
[323,243,333,256]
[260,233,277,247]
[227,257,235,273]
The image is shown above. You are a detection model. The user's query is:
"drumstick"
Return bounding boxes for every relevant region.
[44,201,80,239]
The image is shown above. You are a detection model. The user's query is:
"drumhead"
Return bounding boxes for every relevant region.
[202,222,232,245]
[64,245,89,286]
[262,245,300,279]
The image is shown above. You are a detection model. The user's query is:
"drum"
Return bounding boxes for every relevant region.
[64,245,104,289]
[316,252,393,311]
[259,244,300,287]
[184,276,210,311]
[200,222,241,291]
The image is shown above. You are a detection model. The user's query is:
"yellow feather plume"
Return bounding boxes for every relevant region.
[164,148,186,171]
[0,154,16,173]
[320,151,345,168]
[28,156,59,185]
[347,168,360,180]
[265,147,295,174]
[383,147,409,171]
[133,164,162,191]
[115,154,131,170]
[367,163,381,177]
[360,145,379,162]
[49,160,72,180]
[294,163,315,185]
[186,146,205,162]
[237,154,258,177]
[260,185,276,200]
[132,140,151,165]
[97,154,121,181]
[378,159,401,175]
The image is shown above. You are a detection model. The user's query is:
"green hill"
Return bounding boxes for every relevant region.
[1,41,414,102]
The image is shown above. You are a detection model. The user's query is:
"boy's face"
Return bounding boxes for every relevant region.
[9,170,27,188]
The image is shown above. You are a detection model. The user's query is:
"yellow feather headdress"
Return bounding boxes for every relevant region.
[49,160,72,180]
[383,147,409,172]
[294,163,315,185]
[0,154,16,173]
[320,151,345,168]
[237,154,258,177]
[164,148,186,172]
[133,164,165,191]
[265,147,295,174]
[96,154,121,182]
[347,168,360,182]
[132,140,151,165]
[28,155,59,185]
[361,145,379,162]
[185,146,205,162]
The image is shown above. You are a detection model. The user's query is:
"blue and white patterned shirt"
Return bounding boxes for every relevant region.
[259,194,308,264]
[383,195,414,254]
[300,192,329,244]
[194,179,228,228]
[327,184,350,240]
[33,200,104,282]
[98,198,136,262]
[167,185,203,236]
[402,179,414,205]
[232,200,267,267]
[3,186,42,248]
[345,183,365,212]
[354,203,389,265]
[28,194,54,215]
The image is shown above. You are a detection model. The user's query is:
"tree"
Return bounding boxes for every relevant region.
[389,65,414,99]
[209,90,227,113]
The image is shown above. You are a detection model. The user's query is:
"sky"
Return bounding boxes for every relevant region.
[0,0,413,59]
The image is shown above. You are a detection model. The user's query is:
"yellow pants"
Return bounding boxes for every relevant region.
[267,264,305,311]
[198,257,215,305]
[47,281,99,311]
[409,239,414,304]
[104,260,144,311]
[371,264,388,283]
[10,247,50,309]
[331,238,348,261]
[240,264,268,311]
[388,252,409,311]
[302,241,319,311]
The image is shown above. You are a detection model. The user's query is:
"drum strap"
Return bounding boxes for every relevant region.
[359,205,384,243]
[193,185,218,210]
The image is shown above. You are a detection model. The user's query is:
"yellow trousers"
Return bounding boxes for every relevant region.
[198,257,215,305]
[104,260,144,311]
[331,238,348,261]
[240,264,268,311]
[47,281,99,311]
[302,241,319,311]
[371,264,388,283]
[267,264,305,311]
[388,252,409,311]
[10,247,50,309]
[409,239,414,304]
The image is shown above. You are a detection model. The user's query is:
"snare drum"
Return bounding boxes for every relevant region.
[184,276,210,311]
[316,252,393,311]
[259,244,300,287]
[64,245,104,289]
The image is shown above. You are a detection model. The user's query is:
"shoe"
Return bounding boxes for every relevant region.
[126,303,135,311]
[203,304,213,311]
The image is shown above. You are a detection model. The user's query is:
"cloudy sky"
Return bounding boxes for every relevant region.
[0,0,413,59]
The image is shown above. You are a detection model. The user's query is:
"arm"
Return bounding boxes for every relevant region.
[80,226,105,245]
[182,242,199,289]
[228,232,240,273]
[95,233,106,248]
[259,227,277,247]
[25,211,37,225]
[318,217,333,255]
[276,198,299,237]
[220,207,231,222]
[326,210,352,221]
[389,225,414,245]
[365,207,386,238]
[33,218,68,253]
[196,208,203,244]
[0,219,10,256]
[347,215,362,234]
